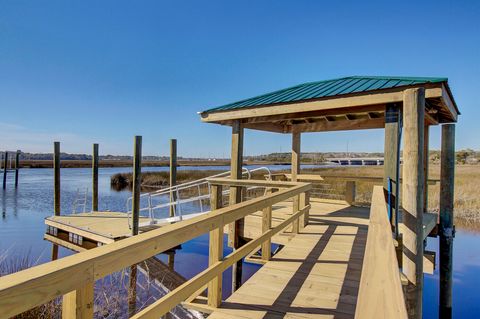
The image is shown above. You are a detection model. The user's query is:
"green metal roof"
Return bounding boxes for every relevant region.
[202,76,448,113]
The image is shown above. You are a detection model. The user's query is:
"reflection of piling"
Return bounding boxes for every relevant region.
[2,151,8,189]
[14,150,20,188]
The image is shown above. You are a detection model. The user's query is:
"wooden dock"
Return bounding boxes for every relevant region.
[45,212,165,250]
[208,200,369,319]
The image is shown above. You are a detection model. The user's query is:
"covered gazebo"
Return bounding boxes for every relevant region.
[199,76,459,318]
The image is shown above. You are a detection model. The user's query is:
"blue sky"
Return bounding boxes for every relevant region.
[0,0,479,157]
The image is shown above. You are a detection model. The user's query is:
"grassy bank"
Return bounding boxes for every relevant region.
[111,165,480,227]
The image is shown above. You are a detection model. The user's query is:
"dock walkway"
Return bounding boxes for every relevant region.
[208,200,369,319]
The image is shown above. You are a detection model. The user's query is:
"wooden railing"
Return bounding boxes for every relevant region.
[272,173,439,205]
[354,185,407,319]
[0,179,311,319]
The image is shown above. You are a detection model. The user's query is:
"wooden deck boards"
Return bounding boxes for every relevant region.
[45,212,161,244]
[209,201,370,319]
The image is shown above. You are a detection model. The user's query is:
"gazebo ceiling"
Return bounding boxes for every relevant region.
[199,76,459,134]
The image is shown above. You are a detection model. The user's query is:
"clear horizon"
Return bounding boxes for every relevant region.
[1,1,479,157]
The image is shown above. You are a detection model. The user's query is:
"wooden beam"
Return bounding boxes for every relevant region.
[131,136,142,236]
[170,139,177,217]
[229,120,244,292]
[439,124,455,319]
[239,104,386,125]
[92,144,99,212]
[345,181,356,205]
[401,88,425,319]
[290,117,385,133]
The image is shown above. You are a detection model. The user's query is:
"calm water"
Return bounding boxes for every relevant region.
[1,166,479,317]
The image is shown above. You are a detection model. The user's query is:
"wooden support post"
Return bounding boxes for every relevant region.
[131,136,142,236]
[291,132,301,234]
[92,144,99,212]
[208,184,223,307]
[439,124,455,319]
[2,151,8,189]
[262,189,272,261]
[345,181,356,205]
[384,103,401,231]
[229,121,244,292]
[423,126,429,212]
[54,142,61,216]
[14,150,20,188]
[62,282,94,319]
[402,88,425,319]
[169,139,177,217]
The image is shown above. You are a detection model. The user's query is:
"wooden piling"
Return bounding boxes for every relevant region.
[384,103,400,231]
[54,142,61,216]
[169,139,177,217]
[131,136,142,236]
[92,144,99,212]
[229,120,244,292]
[14,150,20,188]
[423,125,429,212]
[401,88,425,319]
[291,132,301,234]
[3,151,8,189]
[439,124,455,319]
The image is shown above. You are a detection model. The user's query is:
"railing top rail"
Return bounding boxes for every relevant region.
[207,177,305,188]
[0,180,311,318]
[281,173,440,185]
[354,185,407,319]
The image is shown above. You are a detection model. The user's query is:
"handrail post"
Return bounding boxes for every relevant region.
[300,190,310,228]
[345,180,356,205]
[208,184,223,307]
[262,188,273,261]
[62,282,94,319]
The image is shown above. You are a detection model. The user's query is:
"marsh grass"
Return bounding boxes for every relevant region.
[112,165,480,228]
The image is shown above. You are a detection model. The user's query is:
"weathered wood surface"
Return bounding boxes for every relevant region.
[208,200,370,319]
[355,186,407,319]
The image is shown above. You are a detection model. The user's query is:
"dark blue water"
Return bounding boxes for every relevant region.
[1,166,479,317]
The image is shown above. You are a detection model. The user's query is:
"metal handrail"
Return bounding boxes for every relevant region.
[125,167,272,229]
